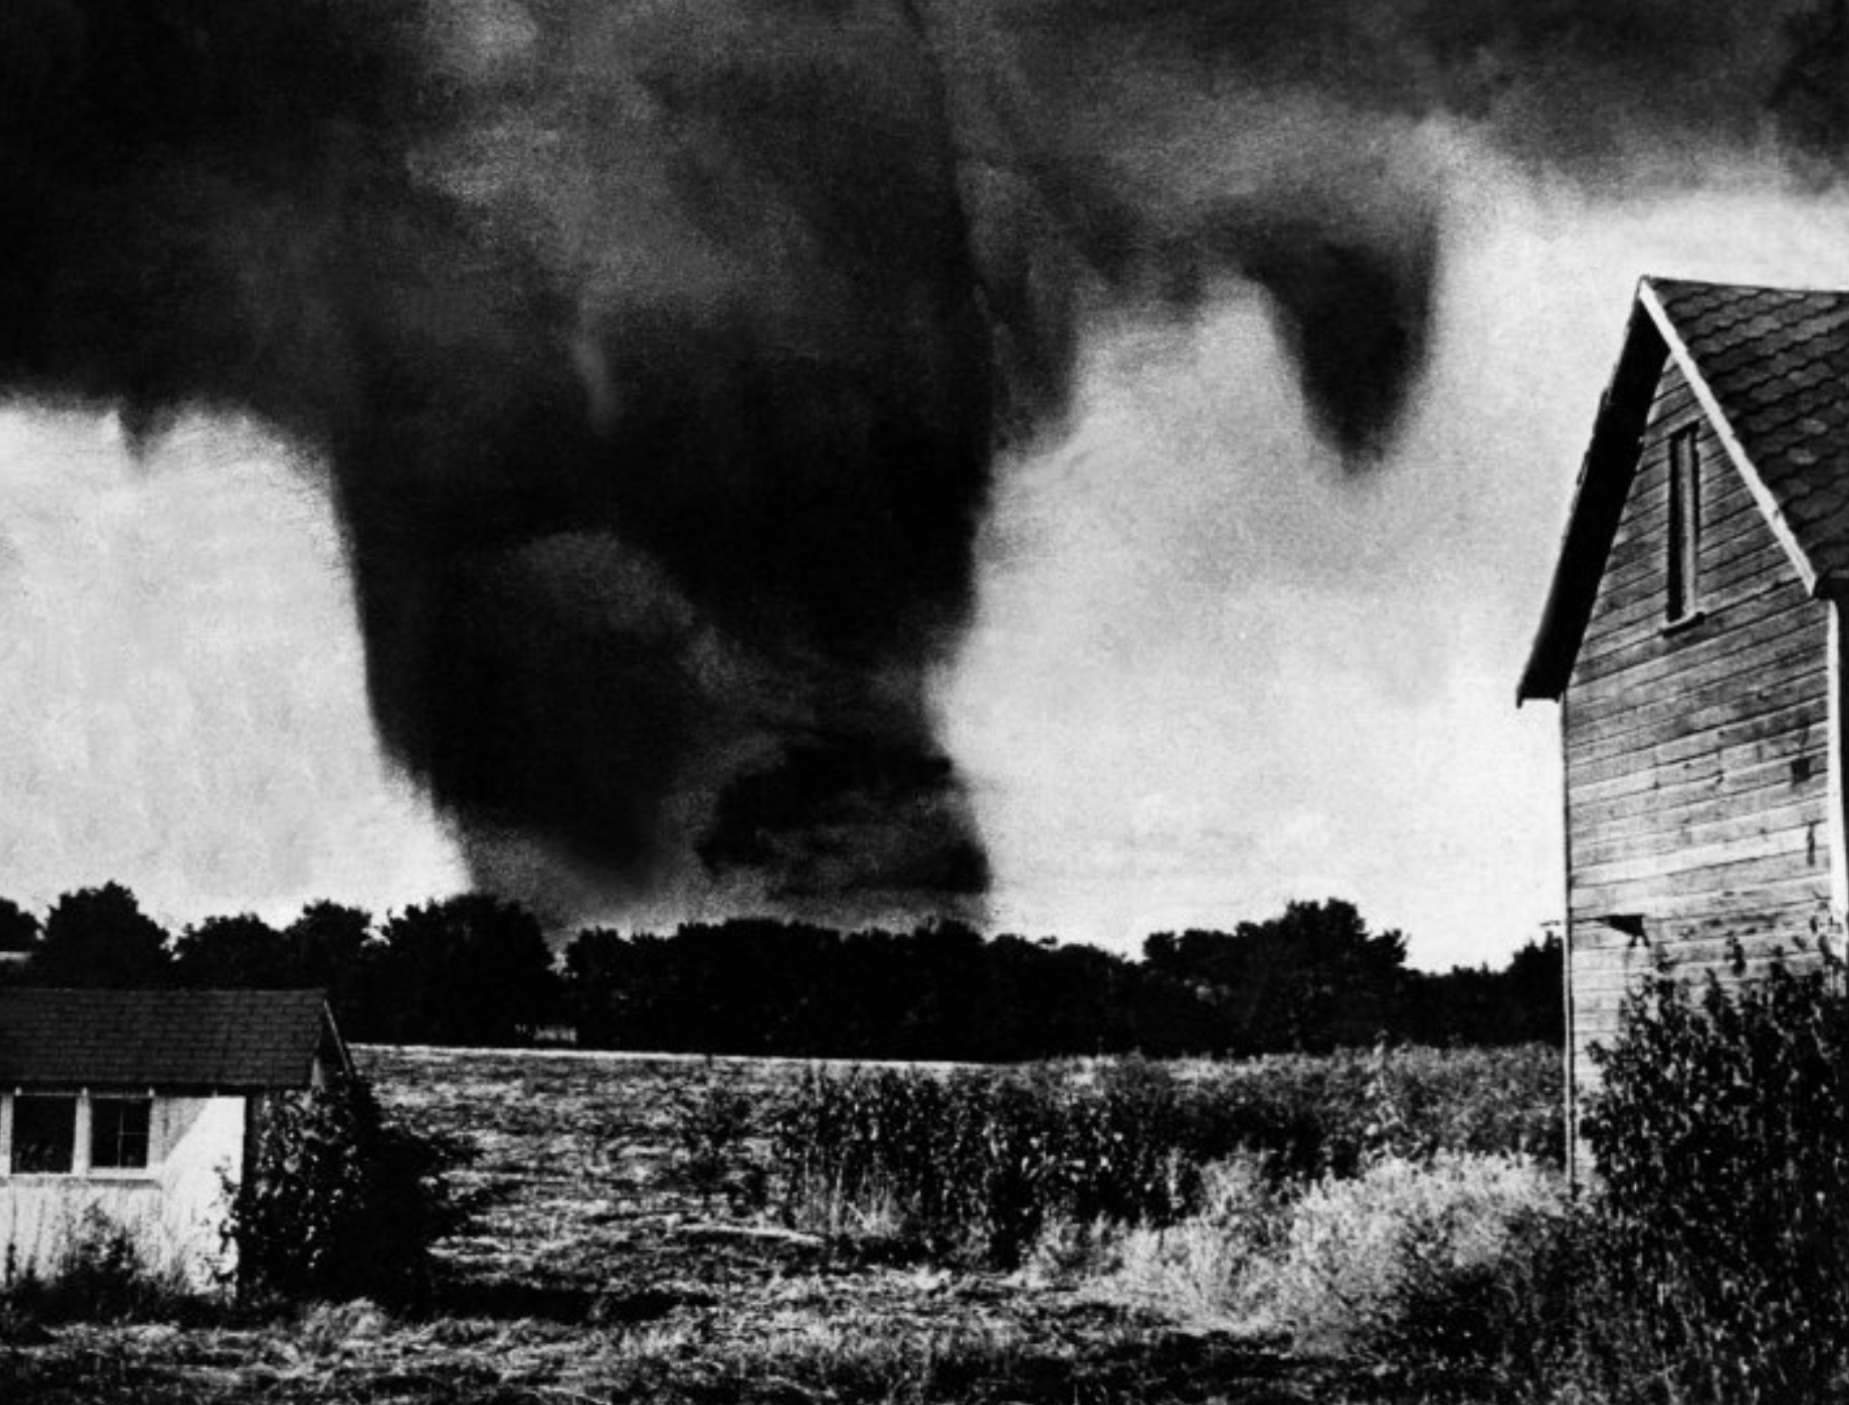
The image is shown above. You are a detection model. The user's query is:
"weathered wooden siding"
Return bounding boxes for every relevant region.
[1564,358,1837,1087]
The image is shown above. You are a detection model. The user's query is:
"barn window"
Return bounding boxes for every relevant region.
[11,1094,77,1174]
[1667,427,1702,622]
[90,1097,152,1170]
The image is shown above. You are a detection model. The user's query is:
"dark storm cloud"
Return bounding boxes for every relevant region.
[0,0,1816,922]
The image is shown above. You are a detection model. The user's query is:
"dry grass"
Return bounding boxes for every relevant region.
[1074,1157,1288,1329]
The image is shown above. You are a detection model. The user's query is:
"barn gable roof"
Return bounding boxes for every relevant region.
[1518,277,1849,703]
[0,988,349,1091]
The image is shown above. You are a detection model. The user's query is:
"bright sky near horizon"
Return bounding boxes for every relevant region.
[5,143,1849,970]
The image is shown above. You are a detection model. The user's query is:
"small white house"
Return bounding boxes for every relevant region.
[0,987,350,1290]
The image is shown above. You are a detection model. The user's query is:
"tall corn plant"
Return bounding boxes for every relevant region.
[771,1062,1213,1266]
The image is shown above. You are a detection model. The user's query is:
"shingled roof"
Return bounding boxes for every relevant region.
[1518,276,1849,703]
[0,989,348,1090]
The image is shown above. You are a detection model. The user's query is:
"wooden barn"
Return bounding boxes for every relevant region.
[1519,277,1849,1148]
[0,988,350,1290]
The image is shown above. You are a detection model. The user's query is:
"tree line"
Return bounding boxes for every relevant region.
[0,886,1559,1055]
[0,884,556,1046]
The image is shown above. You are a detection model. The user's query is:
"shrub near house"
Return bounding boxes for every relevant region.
[228,1069,461,1305]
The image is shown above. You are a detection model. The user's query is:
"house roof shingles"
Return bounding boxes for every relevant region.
[0,988,339,1090]
[1519,276,1849,702]
[1649,278,1849,581]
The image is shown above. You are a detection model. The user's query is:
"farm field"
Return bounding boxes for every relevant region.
[0,1043,1561,1404]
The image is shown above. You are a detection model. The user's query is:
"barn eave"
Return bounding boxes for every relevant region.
[1516,287,1669,704]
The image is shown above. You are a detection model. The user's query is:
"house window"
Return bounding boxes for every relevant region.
[90,1097,152,1171]
[11,1094,77,1174]
[1667,427,1702,621]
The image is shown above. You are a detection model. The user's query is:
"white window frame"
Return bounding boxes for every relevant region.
[0,1090,160,1181]
[87,1094,157,1178]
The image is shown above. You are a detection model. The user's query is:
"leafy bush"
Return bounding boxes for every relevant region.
[1577,955,1849,1403]
[226,1071,464,1305]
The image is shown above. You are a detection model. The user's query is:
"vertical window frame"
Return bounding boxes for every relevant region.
[89,1096,153,1173]
[9,1092,79,1176]
[1667,426,1703,624]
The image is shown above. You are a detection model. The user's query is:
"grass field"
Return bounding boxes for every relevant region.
[0,1044,1562,1404]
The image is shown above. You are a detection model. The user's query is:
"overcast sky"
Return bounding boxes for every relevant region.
[5,137,1849,968]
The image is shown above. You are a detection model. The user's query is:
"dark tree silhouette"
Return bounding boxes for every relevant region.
[0,897,38,954]
[367,895,558,1046]
[564,918,1222,1060]
[1501,931,1565,1040]
[284,901,380,1034]
[172,912,293,988]
[0,897,38,988]
[1,879,1558,1054]
[1145,899,1408,1054]
[28,883,172,987]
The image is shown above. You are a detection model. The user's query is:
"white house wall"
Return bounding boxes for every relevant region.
[0,1093,245,1292]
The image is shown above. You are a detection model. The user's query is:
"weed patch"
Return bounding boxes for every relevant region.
[3,1206,196,1325]
[1247,1151,1565,1365]
[768,1046,1560,1267]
